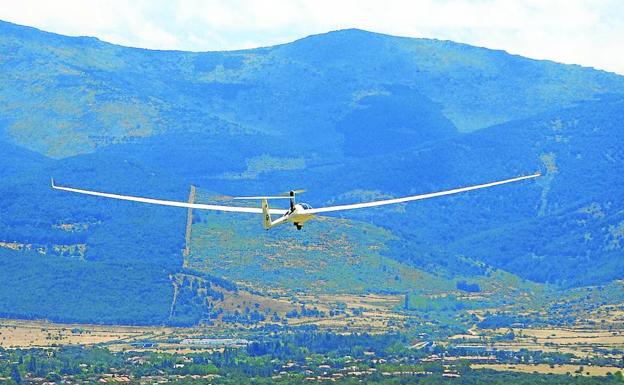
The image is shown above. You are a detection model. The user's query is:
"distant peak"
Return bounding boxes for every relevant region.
[308,28,396,39]
[328,28,376,34]
[286,28,402,48]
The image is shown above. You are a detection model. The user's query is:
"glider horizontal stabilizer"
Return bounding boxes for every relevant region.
[233,196,293,200]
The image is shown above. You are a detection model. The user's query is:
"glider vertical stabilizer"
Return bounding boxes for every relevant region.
[262,198,272,229]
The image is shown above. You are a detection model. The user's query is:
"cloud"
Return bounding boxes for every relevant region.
[0,0,623,74]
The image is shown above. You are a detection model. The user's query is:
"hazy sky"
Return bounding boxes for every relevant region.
[1,0,622,74]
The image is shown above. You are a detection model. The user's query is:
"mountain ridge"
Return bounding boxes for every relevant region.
[2,19,624,157]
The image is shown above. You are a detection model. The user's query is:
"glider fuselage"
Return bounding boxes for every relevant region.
[263,201,314,230]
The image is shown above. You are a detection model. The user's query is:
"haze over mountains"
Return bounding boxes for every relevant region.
[0,20,623,325]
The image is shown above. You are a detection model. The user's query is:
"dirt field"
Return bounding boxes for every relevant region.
[288,293,406,332]
[0,319,166,348]
[472,363,623,376]
[0,319,253,352]
[450,325,624,358]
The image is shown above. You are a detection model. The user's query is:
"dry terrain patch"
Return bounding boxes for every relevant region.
[0,319,251,353]
[472,363,623,376]
[451,326,624,358]
[286,293,406,332]
[0,319,166,348]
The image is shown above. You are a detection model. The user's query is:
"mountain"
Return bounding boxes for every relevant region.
[0,20,623,325]
[3,21,623,158]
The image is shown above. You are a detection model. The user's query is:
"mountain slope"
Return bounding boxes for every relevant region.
[0,20,623,325]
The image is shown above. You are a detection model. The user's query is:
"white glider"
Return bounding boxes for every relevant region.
[51,172,540,230]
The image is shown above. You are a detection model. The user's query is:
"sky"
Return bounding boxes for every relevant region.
[0,0,623,74]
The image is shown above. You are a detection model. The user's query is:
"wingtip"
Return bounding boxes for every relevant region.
[50,177,55,188]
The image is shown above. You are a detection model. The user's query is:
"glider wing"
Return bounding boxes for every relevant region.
[306,173,541,214]
[51,179,289,215]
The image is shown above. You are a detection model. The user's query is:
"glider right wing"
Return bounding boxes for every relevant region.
[306,173,541,214]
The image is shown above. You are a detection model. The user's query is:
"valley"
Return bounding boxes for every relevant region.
[1,314,623,384]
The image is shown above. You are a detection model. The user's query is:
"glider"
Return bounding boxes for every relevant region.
[51,173,540,230]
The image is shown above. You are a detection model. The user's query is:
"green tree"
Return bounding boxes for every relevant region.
[11,365,22,385]
[26,356,37,374]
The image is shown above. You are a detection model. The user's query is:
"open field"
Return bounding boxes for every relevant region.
[287,293,406,332]
[309,293,404,310]
[450,324,624,358]
[0,319,167,348]
[0,292,407,350]
[518,327,624,345]
[0,319,253,353]
[493,327,624,356]
[472,363,623,376]
[207,288,408,332]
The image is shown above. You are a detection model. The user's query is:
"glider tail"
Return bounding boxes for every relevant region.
[262,199,272,230]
